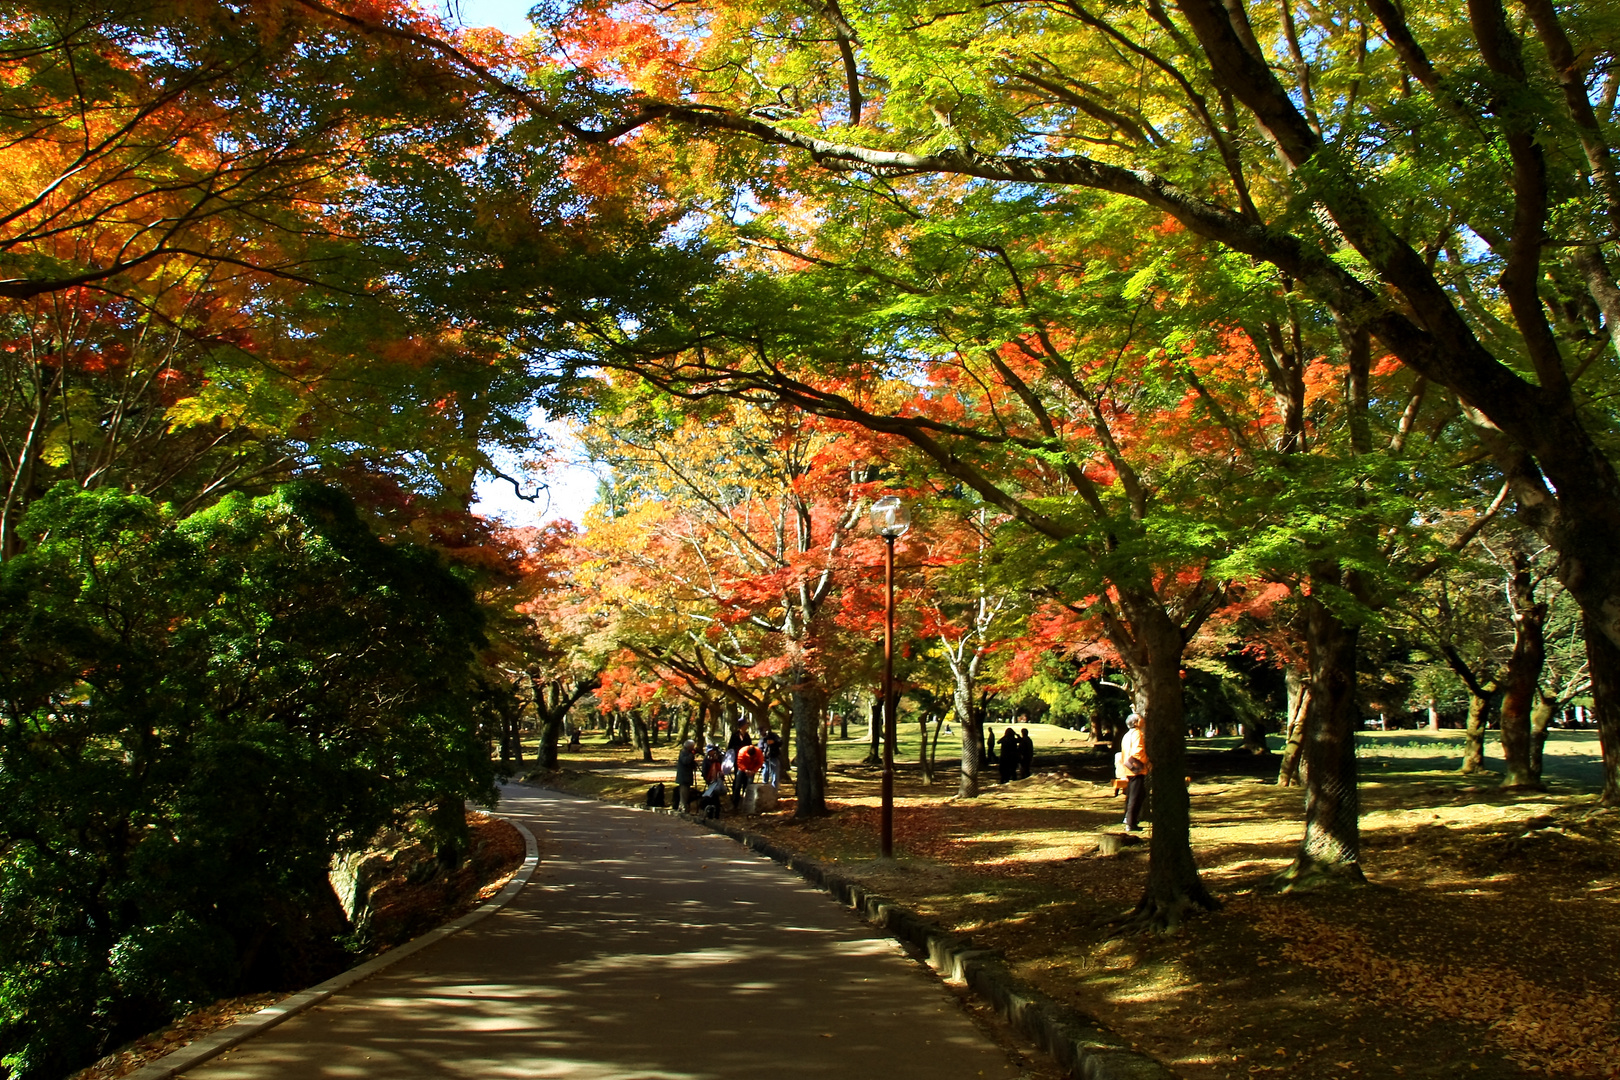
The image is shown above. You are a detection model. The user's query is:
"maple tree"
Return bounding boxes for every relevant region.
[314,0,1620,808]
[569,389,877,815]
[0,0,587,559]
[906,502,1015,798]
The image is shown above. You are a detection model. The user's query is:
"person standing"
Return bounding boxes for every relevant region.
[735,741,765,809]
[1121,714,1150,831]
[674,739,697,812]
[761,730,783,786]
[1017,728,1035,779]
[998,727,1020,784]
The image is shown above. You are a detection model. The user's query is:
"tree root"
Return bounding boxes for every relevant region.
[1271,855,1367,893]
[1107,889,1221,936]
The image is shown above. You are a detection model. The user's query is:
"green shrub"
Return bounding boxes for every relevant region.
[0,483,496,1077]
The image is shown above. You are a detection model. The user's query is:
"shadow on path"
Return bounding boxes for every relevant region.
[184,786,1021,1080]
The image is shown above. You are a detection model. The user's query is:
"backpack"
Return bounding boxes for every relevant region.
[646,782,666,808]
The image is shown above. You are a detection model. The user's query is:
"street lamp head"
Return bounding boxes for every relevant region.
[870,495,910,539]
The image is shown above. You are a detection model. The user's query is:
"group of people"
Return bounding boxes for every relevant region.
[672,722,783,815]
[994,727,1036,784]
[668,712,1150,833]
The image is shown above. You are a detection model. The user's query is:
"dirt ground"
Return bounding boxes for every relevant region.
[539,727,1620,1080]
[68,811,526,1080]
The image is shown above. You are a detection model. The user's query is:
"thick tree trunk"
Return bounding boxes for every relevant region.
[1584,618,1620,805]
[495,683,523,768]
[1460,688,1497,774]
[791,671,828,817]
[1278,666,1309,786]
[1500,551,1548,788]
[538,687,566,770]
[631,713,652,763]
[536,678,597,770]
[1428,698,1441,731]
[1111,589,1216,929]
[865,698,882,765]
[1529,693,1554,782]
[953,681,981,798]
[1275,581,1368,890]
[1239,708,1267,752]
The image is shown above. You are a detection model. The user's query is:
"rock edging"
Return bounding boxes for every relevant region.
[122,816,541,1080]
[690,812,1176,1080]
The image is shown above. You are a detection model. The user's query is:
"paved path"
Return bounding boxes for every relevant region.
[184,785,1024,1080]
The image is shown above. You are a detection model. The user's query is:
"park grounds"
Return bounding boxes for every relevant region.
[536,724,1620,1080]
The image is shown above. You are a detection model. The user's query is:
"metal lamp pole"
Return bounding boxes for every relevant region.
[881,530,896,858]
[870,496,909,860]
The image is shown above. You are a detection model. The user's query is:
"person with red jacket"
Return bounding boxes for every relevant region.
[733,741,765,808]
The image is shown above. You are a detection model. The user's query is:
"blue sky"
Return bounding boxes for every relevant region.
[445,0,605,527]
[441,0,537,34]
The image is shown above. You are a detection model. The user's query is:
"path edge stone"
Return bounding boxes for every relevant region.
[122,816,541,1080]
[691,811,1177,1080]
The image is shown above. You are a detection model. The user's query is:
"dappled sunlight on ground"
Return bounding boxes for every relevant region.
[542,726,1619,1079]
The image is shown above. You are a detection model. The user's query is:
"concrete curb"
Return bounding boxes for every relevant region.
[685,809,1177,1080]
[124,816,541,1080]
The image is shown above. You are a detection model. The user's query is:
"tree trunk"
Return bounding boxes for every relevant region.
[1239,709,1266,752]
[1111,589,1216,929]
[536,678,597,770]
[918,713,933,783]
[631,712,652,763]
[1428,698,1441,731]
[1584,617,1620,805]
[1460,687,1498,774]
[776,701,793,784]
[1500,551,1548,788]
[928,713,945,782]
[538,684,566,770]
[1529,692,1555,783]
[495,681,523,768]
[791,671,828,817]
[1275,579,1368,890]
[953,680,981,798]
[865,698,882,765]
[1278,665,1310,786]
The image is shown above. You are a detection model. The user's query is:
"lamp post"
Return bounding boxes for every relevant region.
[870,495,909,859]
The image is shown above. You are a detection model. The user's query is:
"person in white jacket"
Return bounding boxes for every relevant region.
[1120,714,1150,832]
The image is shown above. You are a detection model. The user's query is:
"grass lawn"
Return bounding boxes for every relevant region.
[518,724,1618,1080]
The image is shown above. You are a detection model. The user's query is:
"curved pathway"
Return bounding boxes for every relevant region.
[183,785,1025,1080]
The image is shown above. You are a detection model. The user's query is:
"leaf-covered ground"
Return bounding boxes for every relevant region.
[541,727,1619,1079]
[68,811,526,1080]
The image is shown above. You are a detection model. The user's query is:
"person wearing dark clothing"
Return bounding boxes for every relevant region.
[761,731,783,786]
[997,727,1019,784]
[675,739,697,812]
[726,721,753,753]
[1018,728,1035,779]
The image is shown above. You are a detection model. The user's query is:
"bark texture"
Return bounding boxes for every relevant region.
[1278,665,1309,787]
[1275,583,1367,890]
[1112,589,1218,927]
[1499,550,1548,788]
[1585,619,1620,806]
[792,672,829,817]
